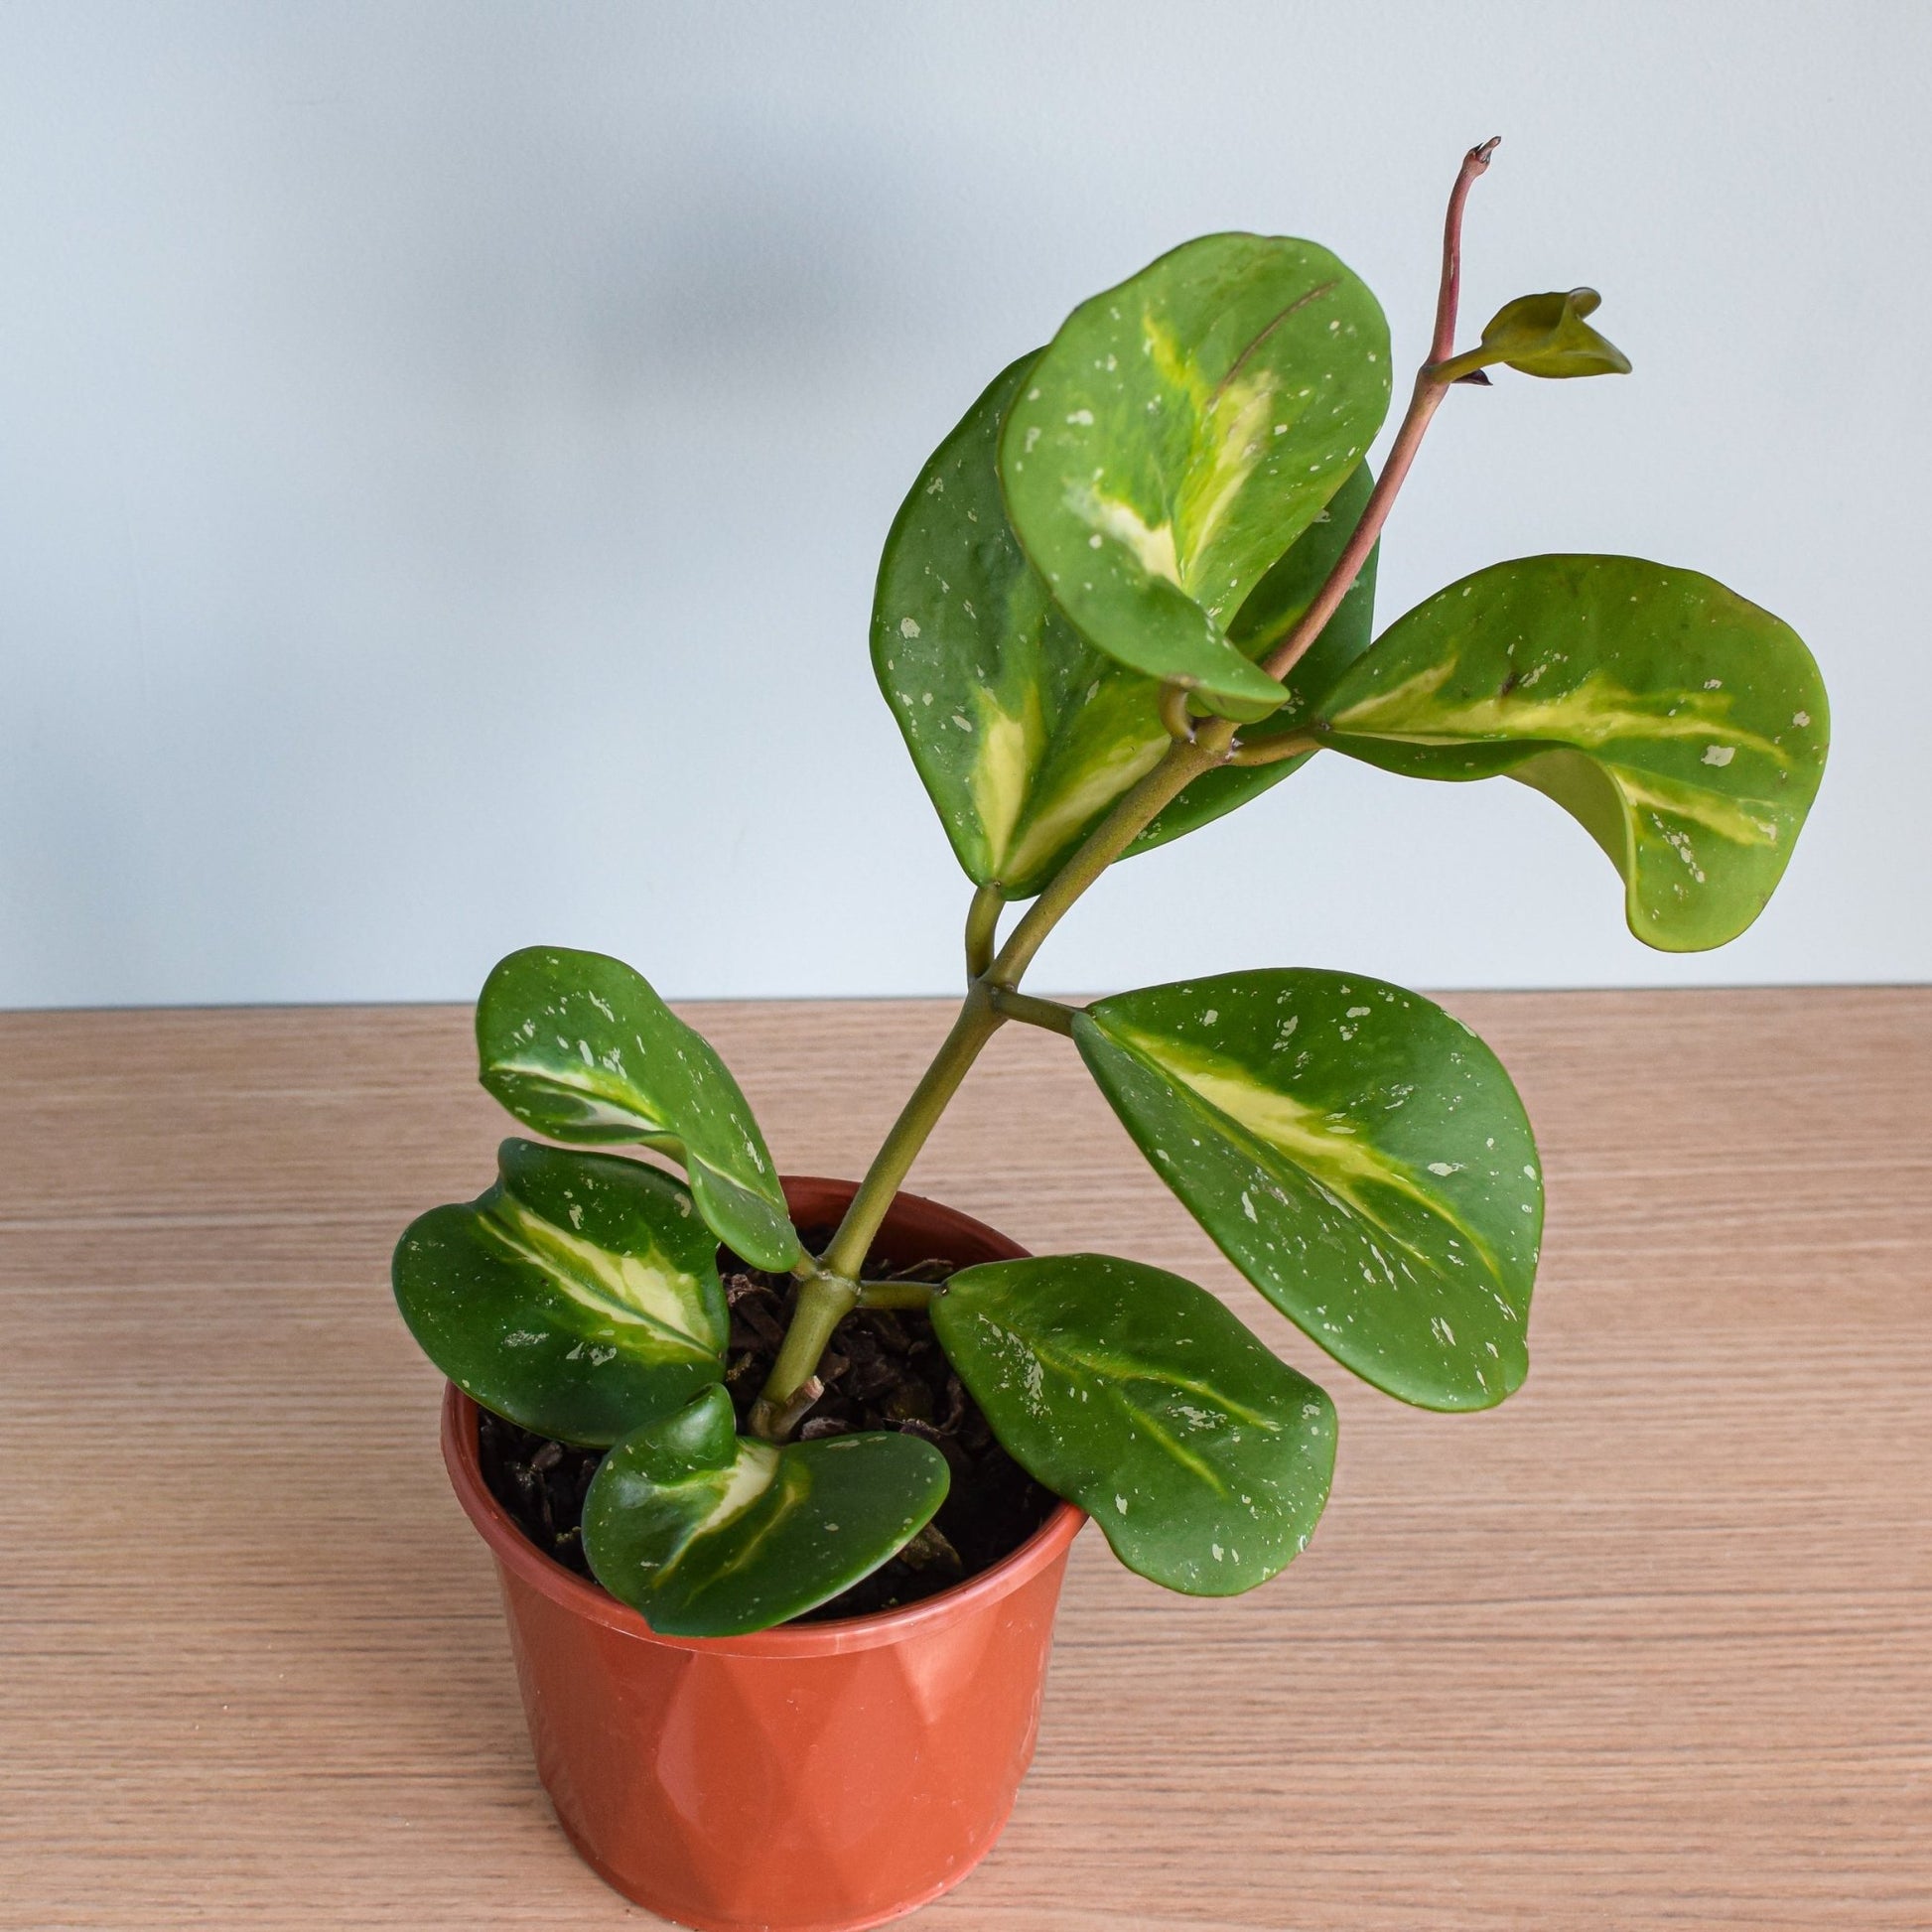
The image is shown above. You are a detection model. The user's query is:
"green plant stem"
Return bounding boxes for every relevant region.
[815,985,1006,1287]
[754,1279,850,1437]
[964,881,1004,979]
[856,1278,938,1311]
[752,740,1221,1434]
[987,732,1226,988]
[1228,732,1321,767]
[1429,345,1502,384]
[988,986,1082,1035]
[833,731,1222,1288]
[749,1372,825,1445]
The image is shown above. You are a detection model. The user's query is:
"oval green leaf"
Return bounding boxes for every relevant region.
[583,1385,950,1635]
[1464,287,1631,380]
[877,361,1379,896]
[1000,233,1391,718]
[1073,972,1541,1411]
[1314,556,1829,950]
[392,1139,728,1447]
[933,1252,1334,1595]
[477,946,800,1270]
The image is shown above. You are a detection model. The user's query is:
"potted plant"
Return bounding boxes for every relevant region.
[393,139,1827,1931]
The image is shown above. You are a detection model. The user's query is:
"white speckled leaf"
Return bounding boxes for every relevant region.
[933,1252,1334,1595]
[873,353,1168,897]
[477,947,799,1271]
[392,1139,728,1447]
[1075,971,1541,1411]
[1000,233,1390,718]
[875,357,1379,895]
[1314,556,1829,951]
[583,1385,950,1635]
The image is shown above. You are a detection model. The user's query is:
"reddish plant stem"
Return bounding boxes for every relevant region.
[1258,137,1498,691]
[1432,136,1499,362]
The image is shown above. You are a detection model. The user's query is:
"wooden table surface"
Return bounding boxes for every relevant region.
[2,989,1928,1929]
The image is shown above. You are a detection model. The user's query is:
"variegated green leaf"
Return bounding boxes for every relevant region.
[477,947,800,1270]
[583,1385,950,1635]
[392,1139,727,1447]
[875,359,1379,894]
[933,1252,1334,1595]
[1074,972,1540,1411]
[874,352,1169,897]
[1000,233,1390,718]
[1313,557,1829,950]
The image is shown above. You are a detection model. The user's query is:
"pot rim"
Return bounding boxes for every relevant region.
[441,1174,1086,1658]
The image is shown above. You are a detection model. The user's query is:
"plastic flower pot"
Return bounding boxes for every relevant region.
[441,1174,1086,1932]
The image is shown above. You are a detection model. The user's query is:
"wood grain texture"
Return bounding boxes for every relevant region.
[1,989,1927,1929]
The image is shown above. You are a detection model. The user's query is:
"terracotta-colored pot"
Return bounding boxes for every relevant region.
[442,1175,1086,1932]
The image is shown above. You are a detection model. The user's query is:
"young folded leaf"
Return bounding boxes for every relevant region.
[1000,233,1390,718]
[583,1385,950,1635]
[477,946,800,1270]
[1074,972,1540,1411]
[933,1253,1335,1594]
[1313,556,1829,950]
[876,361,1379,897]
[1447,287,1631,380]
[392,1139,728,1447]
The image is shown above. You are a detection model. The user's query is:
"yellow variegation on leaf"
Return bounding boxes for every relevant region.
[1312,556,1829,950]
[875,357,1380,897]
[583,1385,950,1634]
[392,1139,729,1447]
[477,946,800,1270]
[1074,971,1542,1411]
[934,1252,1335,1594]
[1000,233,1390,719]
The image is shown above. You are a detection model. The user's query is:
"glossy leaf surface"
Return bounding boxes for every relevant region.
[934,1253,1334,1594]
[1000,233,1390,717]
[877,361,1379,895]
[477,946,799,1270]
[1315,556,1829,950]
[1469,287,1630,379]
[1075,972,1540,1410]
[393,1139,727,1447]
[583,1385,950,1634]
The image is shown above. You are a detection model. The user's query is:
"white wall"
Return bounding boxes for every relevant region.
[1,1,1924,1007]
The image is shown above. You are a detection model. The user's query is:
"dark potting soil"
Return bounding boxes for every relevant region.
[477,1231,1058,1623]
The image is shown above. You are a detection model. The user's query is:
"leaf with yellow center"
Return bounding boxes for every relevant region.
[583,1385,951,1635]
[1074,971,1541,1412]
[1315,556,1829,950]
[934,1252,1335,1595]
[874,357,1381,897]
[477,946,799,1270]
[1000,232,1390,719]
[391,1139,729,1447]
